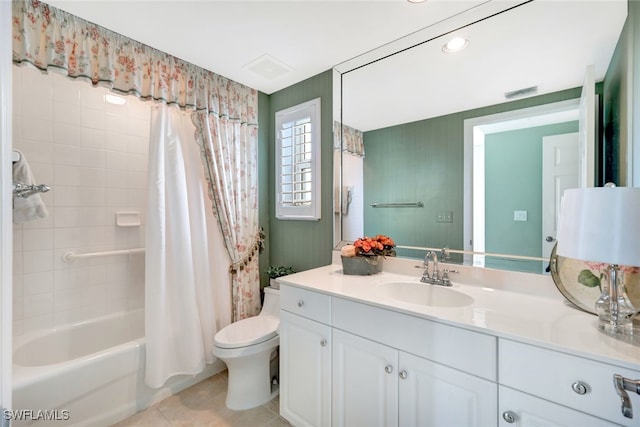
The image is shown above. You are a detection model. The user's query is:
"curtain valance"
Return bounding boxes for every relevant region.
[12,0,258,123]
[333,121,365,157]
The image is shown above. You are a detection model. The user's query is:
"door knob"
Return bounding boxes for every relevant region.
[545,236,556,242]
[399,370,408,380]
[502,411,517,423]
[385,365,393,374]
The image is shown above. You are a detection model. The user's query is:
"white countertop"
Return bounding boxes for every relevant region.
[278,256,640,372]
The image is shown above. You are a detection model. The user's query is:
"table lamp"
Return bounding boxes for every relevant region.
[556,184,640,335]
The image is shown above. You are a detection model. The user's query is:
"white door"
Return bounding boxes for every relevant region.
[499,387,619,427]
[542,133,579,261]
[399,352,497,427]
[280,311,332,427]
[332,329,398,427]
[579,64,595,188]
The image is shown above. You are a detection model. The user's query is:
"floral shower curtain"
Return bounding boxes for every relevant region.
[13,0,261,333]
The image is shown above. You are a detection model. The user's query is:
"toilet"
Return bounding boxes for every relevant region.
[213,286,280,410]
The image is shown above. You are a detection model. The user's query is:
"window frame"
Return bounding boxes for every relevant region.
[275,97,322,221]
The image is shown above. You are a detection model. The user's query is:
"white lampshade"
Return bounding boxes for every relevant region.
[556,187,640,267]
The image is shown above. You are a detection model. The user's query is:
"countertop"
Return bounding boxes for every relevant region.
[278,256,640,372]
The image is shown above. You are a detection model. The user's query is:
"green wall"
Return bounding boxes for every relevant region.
[484,121,578,272]
[266,70,334,273]
[258,91,270,286]
[363,87,590,257]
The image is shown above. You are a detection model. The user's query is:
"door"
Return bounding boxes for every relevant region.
[332,329,398,427]
[280,311,332,427]
[399,352,497,427]
[578,64,595,188]
[542,132,579,261]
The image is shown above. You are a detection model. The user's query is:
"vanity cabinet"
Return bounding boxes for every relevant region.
[280,283,498,427]
[280,287,332,427]
[499,339,640,427]
[331,300,497,427]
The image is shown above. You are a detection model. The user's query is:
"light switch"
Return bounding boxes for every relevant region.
[514,210,528,222]
[436,211,453,223]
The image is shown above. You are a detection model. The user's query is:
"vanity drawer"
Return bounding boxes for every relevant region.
[499,338,640,426]
[332,297,497,380]
[280,284,331,325]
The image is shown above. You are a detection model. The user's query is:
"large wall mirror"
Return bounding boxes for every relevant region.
[333,0,632,274]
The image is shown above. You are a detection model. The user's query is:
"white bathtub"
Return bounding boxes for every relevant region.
[12,310,224,427]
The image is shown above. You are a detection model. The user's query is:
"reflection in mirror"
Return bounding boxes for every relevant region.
[334,0,630,274]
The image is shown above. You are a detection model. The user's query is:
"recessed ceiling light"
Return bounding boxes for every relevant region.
[442,37,469,54]
[407,0,427,3]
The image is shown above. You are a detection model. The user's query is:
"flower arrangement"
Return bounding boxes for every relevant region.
[341,235,396,258]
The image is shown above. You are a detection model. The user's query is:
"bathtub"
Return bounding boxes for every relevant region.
[12,310,224,426]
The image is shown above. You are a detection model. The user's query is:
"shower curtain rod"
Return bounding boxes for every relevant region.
[62,247,145,262]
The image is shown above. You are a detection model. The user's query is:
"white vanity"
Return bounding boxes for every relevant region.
[278,255,640,427]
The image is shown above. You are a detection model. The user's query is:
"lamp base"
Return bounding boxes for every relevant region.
[598,316,634,335]
[596,265,636,336]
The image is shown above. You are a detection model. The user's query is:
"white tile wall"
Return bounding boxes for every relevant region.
[12,66,151,336]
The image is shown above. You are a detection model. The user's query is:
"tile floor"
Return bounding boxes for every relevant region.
[112,371,290,427]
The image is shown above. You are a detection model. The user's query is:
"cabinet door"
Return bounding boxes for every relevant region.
[332,329,399,427]
[280,310,331,427]
[399,352,497,427]
[499,387,619,427]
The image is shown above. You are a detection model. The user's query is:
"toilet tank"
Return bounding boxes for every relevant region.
[261,286,280,318]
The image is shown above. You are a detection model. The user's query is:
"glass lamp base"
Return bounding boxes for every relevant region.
[598,316,634,335]
[595,264,636,336]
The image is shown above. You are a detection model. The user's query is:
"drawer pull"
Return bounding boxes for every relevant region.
[399,370,408,380]
[385,365,393,374]
[571,381,589,395]
[320,339,327,347]
[297,300,305,307]
[614,374,640,419]
[502,411,517,423]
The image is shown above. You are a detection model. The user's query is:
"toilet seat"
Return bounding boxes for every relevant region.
[214,315,278,349]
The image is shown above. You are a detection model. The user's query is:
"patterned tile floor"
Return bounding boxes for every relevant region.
[112,371,289,427]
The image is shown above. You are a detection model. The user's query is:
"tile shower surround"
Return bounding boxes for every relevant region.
[12,66,150,336]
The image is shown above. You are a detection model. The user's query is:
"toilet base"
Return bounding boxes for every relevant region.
[216,344,279,410]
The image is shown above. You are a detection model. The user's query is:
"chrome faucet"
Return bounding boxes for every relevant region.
[421,250,456,286]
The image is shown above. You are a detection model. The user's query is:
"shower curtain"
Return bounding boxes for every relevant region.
[145,104,225,388]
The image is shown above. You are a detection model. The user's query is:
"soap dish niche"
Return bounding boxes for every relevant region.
[116,211,141,227]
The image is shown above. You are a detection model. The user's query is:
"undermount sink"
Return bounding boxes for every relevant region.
[375,281,474,307]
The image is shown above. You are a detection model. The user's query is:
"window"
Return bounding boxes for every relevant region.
[275,98,321,220]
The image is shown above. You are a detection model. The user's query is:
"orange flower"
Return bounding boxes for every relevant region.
[353,235,396,257]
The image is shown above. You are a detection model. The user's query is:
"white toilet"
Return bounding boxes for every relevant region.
[213,286,280,410]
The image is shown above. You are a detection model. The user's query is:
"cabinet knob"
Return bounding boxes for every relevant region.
[297,300,304,307]
[320,339,327,347]
[385,365,393,374]
[502,411,517,423]
[399,370,408,380]
[571,381,589,395]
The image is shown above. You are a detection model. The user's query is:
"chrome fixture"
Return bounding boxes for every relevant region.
[613,374,640,419]
[12,182,50,199]
[370,201,423,208]
[421,250,459,286]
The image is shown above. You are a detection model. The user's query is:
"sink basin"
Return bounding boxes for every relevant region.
[375,282,474,307]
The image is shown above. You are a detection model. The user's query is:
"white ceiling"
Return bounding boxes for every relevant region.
[46,0,489,94]
[46,0,628,131]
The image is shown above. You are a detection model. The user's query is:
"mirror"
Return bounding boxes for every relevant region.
[334,0,630,273]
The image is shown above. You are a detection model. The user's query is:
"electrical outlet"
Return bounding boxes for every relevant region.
[436,211,453,223]
[514,210,528,222]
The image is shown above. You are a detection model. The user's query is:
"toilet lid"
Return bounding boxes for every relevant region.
[214,315,279,349]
